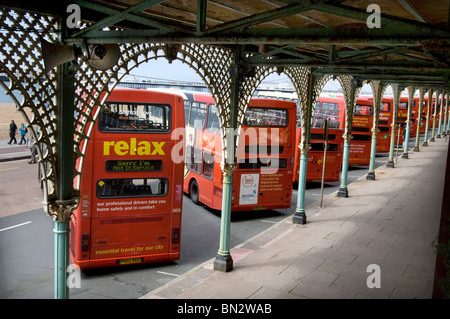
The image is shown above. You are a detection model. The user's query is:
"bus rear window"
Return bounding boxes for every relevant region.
[355,104,373,116]
[238,158,287,169]
[99,102,171,133]
[243,107,288,127]
[96,178,168,198]
[310,143,339,152]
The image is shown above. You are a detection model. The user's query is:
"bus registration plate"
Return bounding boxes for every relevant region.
[252,206,267,211]
[118,258,143,265]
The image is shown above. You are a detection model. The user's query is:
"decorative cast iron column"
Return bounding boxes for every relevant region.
[402,86,415,159]
[423,89,433,146]
[387,84,401,167]
[431,90,440,142]
[367,81,386,180]
[414,88,426,151]
[337,77,362,196]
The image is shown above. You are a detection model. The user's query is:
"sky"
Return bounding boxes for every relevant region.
[124,59,379,95]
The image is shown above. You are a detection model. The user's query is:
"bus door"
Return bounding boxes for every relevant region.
[70,88,185,269]
[349,98,373,166]
[235,99,295,211]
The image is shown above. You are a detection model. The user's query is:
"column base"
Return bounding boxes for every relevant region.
[437,134,441,138]
[292,211,306,225]
[413,146,419,152]
[422,141,428,146]
[214,254,233,272]
[402,153,409,159]
[386,161,395,168]
[337,187,348,198]
[366,172,375,180]
[430,137,435,142]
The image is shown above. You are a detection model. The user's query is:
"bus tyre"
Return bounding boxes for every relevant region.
[189,179,200,205]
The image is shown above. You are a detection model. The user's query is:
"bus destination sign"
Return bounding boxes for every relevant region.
[105,160,162,172]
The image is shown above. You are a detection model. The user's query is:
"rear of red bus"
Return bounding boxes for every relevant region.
[293,127,344,183]
[374,97,393,153]
[233,99,296,211]
[420,97,436,134]
[349,96,373,166]
[292,96,344,183]
[396,97,418,145]
[314,96,346,130]
[70,88,185,269]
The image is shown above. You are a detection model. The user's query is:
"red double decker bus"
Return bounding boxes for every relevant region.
[349,96,373,166]
[183,93,296,211]
[374,97,393,153]
[70,88,185,269]
[292,95,344,183]
[421,96,436,134]
[256,92,345,184]
[396,96,418,145]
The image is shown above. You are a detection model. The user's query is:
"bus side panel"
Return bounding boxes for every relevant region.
[170,116,184,257]
[70,136,95,266]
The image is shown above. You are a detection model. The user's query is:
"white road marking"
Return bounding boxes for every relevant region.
[156,271,179,277]
[0,221,32,232]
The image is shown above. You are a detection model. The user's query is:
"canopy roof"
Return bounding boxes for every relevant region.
[2,0,450,89]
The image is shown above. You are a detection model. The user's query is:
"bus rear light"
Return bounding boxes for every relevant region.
[81,233,89,251]
[172,227,180,244]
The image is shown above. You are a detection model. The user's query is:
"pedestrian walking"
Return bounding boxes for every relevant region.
[7,120,17,144]
[29,135,37,164]
[18,123,28,145]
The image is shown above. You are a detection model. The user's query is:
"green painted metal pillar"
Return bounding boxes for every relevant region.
[431,90,439,142]
[445,93,449,134]
[53,61,76,299]
[387,85,401,167]
[414,88,425,152]
[367,82,384,180]
[437,92,444,138]
[337,138,351,197]
[337,78,361,197]
[214,46,244,272]
[423,89,433,146]
[293,72,314,224]
[214,163,235,272]
[402,86,414,159]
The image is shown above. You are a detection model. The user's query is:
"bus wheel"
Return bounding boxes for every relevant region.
[189,179,200,205]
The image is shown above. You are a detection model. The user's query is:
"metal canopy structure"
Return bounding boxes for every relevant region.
[3,0,449,88]
[1,0,450,299]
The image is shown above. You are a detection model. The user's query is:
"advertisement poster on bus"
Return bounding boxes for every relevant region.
[239,173,259,205]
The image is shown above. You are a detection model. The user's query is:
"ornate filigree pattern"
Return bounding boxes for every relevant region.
[0,8,60,212]
[369,81,389,134]
[0,8,276,213]
[1,7,367,217]
[336,76,364,142]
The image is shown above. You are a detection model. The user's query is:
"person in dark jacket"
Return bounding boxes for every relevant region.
[7,120,17,144]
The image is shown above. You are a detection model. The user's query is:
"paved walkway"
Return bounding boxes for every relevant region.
[142,138,448,299]
[0,138,30,162]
